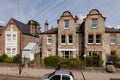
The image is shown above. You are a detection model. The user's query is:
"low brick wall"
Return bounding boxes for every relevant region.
[0,63,19,67]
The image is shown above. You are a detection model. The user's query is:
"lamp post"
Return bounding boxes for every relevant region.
[83,54,86,70]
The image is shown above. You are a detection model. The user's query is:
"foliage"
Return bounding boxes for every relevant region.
[0,54,20,63]
[86,54,103,67]
[106,65,116,73]
[107,54,120,68]
[44,56,82,68]
[44,56,62,67]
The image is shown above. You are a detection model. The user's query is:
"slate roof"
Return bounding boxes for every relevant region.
[40,27,58,34]
[105,27,120,33]
[11,18,31,35]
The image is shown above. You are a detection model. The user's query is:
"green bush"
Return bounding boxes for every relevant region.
[107,54,120,68]
[44,56,62,67]
[0,54,20,63]
[59,58,81,68]
[86,54,103,67]
[44,56,82,68]
[106,65,116,73]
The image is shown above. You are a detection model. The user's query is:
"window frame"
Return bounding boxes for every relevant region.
[68,35,73,45]
[47,36,52,44]
[7,34,11,41]
[61,35,66,45]
[91,18,98,28]
[96,34,102,44]
[47,50,52,57]
[88,34,94,44]
[110,35,116,45]
[64,20,69,29]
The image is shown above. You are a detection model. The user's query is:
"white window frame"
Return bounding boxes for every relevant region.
[7,34,11,41]
[10,24,14,31]
[12,48,16,54]
[110,35,116,45]
[6,48,11,54]
[47,36,52,44]
[91,19,98,28]
[47,50,52,57]
[13,34,16,41]
[62,51,73,58]
[64,20,69,29]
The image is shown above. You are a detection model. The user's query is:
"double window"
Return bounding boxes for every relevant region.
[110,35,116,45]
[62,51,73,58]
[64,20,69,29]
[61,35,73,44]
[88,51,102,56]
[92,18,98,28]
[88,34,102,44]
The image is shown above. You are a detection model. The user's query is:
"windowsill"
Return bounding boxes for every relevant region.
[47,43,52,45]
[61,43,66,45]
[64,28,70,30]
[91,27,97,29]
[110,43,116,46]
[68,43,73,45]
[88,43,94,45]
[96,43,102,45]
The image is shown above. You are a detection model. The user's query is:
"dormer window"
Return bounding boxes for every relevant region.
[10,24,14,31]
[92,18,98,28]
[64,20,69,29]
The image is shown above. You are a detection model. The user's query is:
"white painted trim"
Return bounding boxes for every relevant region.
[58,49,76,51]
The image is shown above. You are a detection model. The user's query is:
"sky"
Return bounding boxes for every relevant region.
[0,0,120,31]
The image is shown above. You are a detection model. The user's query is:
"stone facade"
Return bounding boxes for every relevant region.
[40,9,120,66]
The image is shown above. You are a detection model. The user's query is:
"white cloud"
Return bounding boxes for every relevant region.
[77,14,86,21]
[0,20,4,25]
[107,25,120,29]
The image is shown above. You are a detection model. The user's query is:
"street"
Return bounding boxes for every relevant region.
[0,75,39,80]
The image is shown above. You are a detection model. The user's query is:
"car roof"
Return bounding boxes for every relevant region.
[55,70,74,78]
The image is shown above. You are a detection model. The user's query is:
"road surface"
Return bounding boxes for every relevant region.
[0,75,39,80]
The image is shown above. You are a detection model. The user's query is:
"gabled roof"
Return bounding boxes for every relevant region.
[105,27,120,33]
[11,18,31,35]
[41,27,58,34]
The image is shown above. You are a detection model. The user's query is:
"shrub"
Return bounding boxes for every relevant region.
[106,65,116,73]
[107,54,120,68]
[44,56,62,67]
[44,56,82,68]
[86,54,103,67]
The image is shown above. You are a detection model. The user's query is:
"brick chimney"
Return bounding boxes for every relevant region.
[45,20,48,31]
[74,15,79,23]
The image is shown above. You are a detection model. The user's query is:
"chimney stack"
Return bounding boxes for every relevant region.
[45,20,48,31]
[74,15,79,23]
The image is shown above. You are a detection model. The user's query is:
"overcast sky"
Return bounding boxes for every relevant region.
[0,0,120,31]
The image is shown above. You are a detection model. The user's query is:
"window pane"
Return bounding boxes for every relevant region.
[47,50,52,57]
[6,48,11,54]
[96,34,101,43]
[12,48,16,54]
[110,35,116,44]
[64,20,69,29]
[62,75,70,80]
[50,75,60,80]
[61,35,66,43]
[7,34,11,41]
[13,35,16,40]
[69,35,73,43]
[88,34,93,43]
[47,36,52,44]
[92,19,98,28]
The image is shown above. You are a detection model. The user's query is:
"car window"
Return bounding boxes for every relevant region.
[50,75,61,80]
[62,75,70,80]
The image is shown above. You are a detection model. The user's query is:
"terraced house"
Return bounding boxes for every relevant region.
[40,9,120,65]
[0,18,40,57]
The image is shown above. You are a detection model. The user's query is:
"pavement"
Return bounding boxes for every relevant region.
[0,66,120,80]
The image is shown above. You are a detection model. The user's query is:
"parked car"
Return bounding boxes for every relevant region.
[41,70,74,80]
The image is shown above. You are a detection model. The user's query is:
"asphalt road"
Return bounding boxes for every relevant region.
[0,75,40,80]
